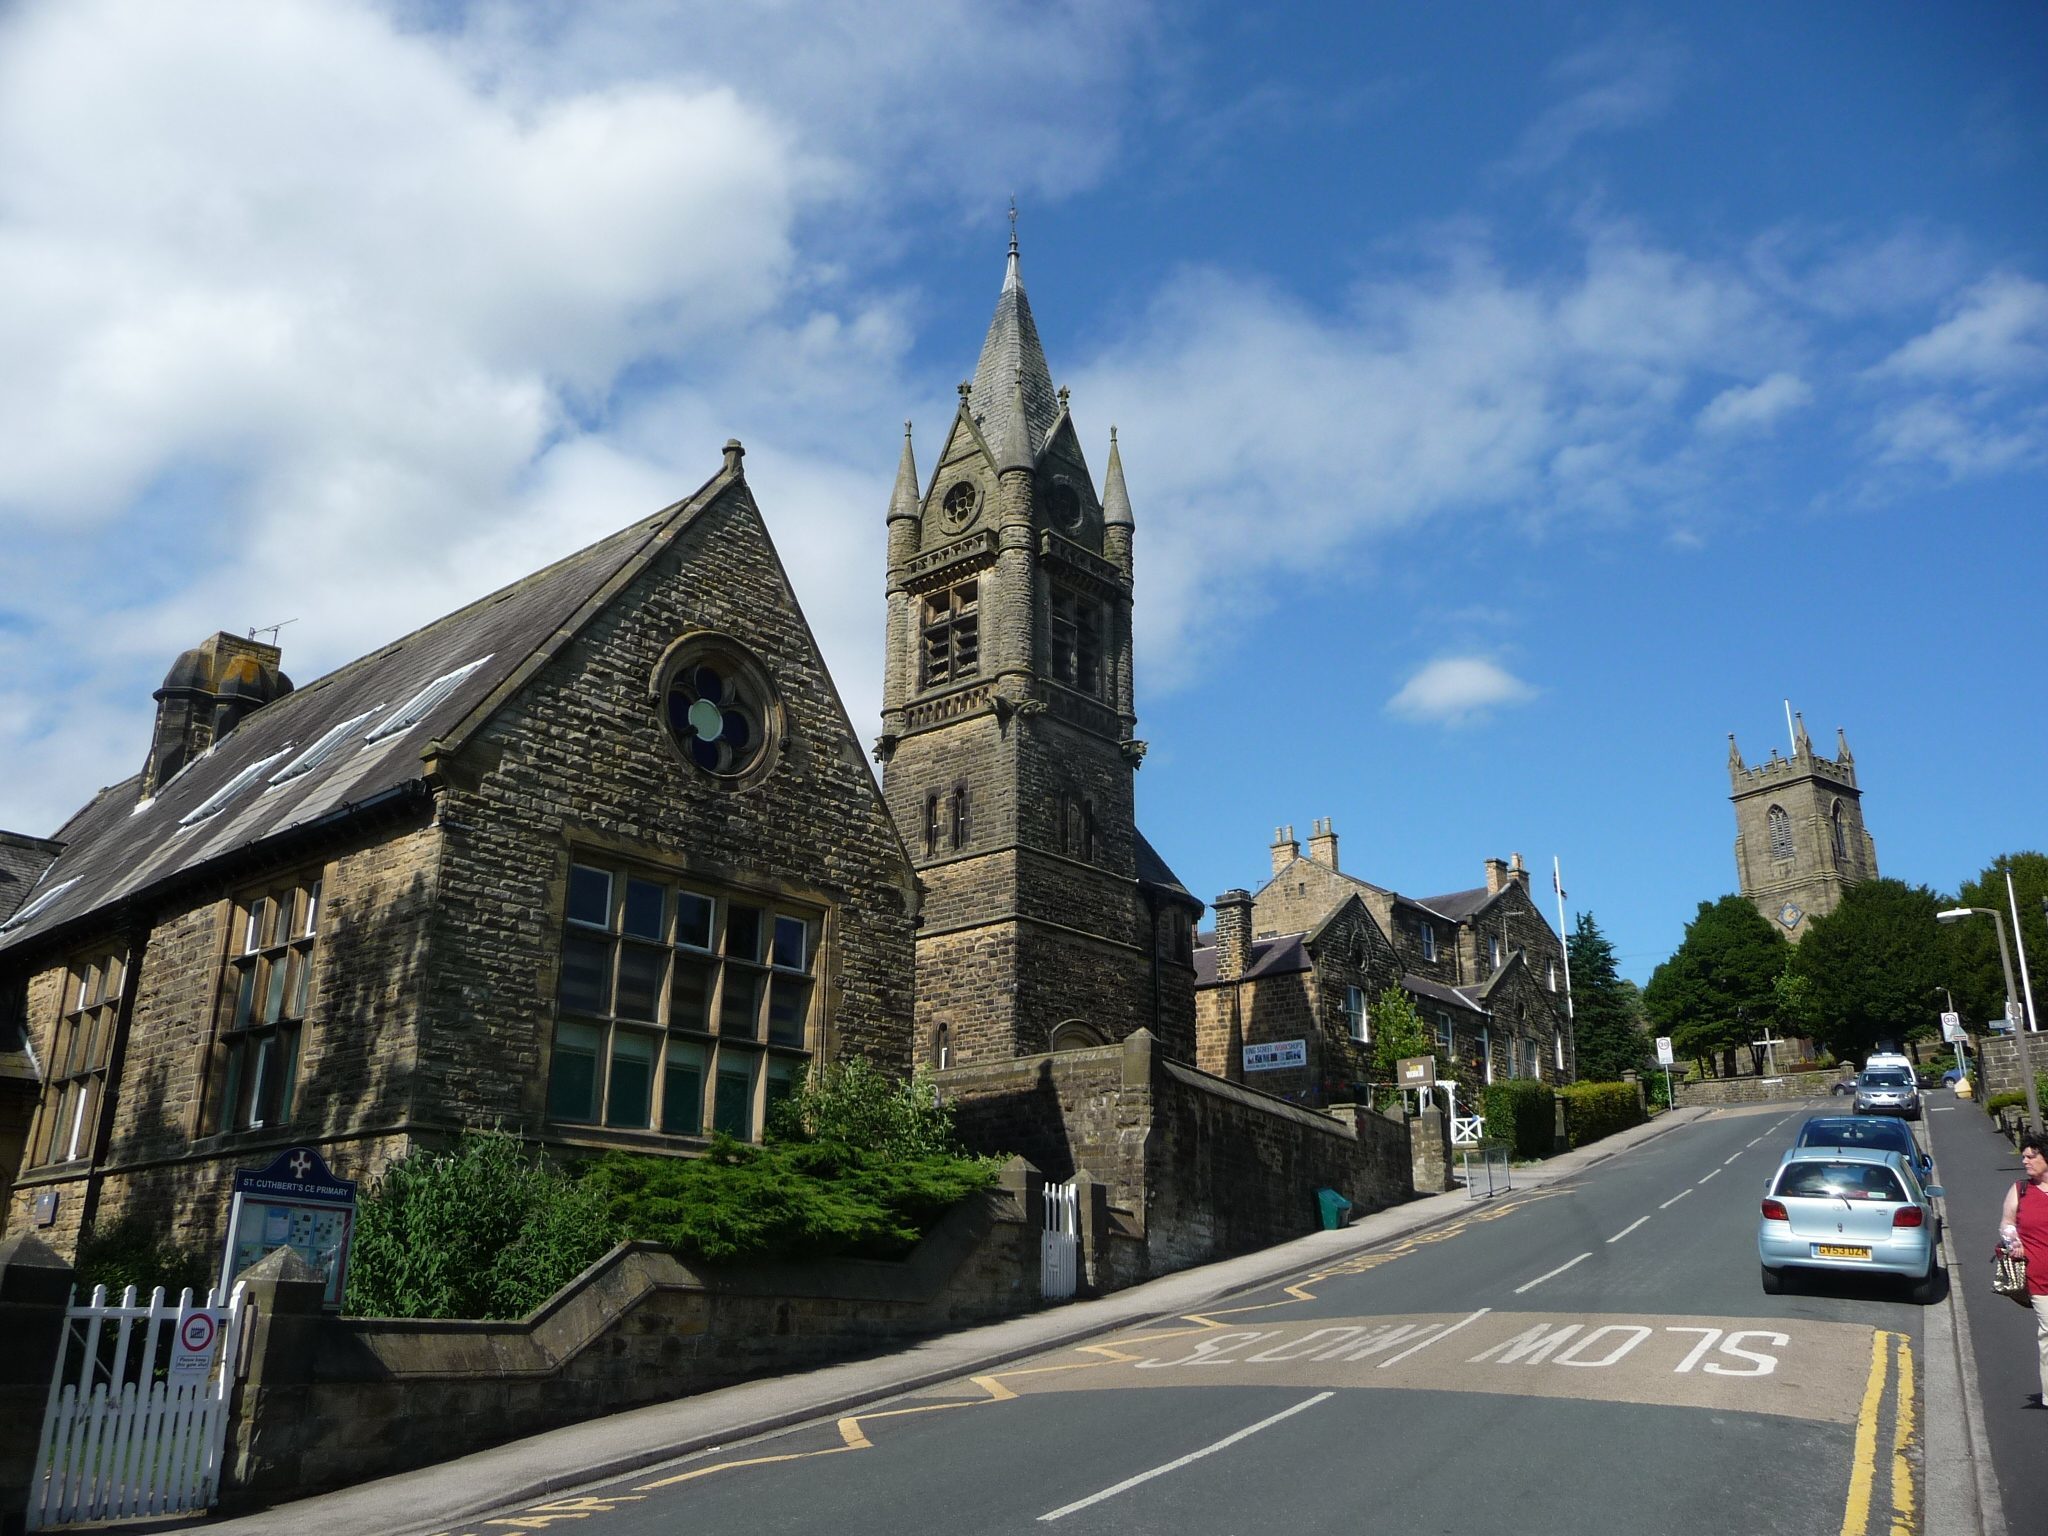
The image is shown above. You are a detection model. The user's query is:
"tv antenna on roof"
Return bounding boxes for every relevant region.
[248,618,298,646]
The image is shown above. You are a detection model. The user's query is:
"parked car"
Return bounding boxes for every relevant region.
[1864,1052,1913,1074]
[1759,1146,1943,1301]
[1853,1067,1921,1120]
[1788,1115,1933,1182]
[1916,1067,1945,1089]
[1942,1064,1968,1087]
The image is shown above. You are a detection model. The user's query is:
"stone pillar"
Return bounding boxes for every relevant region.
[0,1235,73,1535]
[1070,1171,1111,1296]
[1409,1107,1453,1194]
[223,1247,328,1504]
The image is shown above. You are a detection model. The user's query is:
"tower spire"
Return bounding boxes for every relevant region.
[887,421,919,523]
[971,214,1057,461]
[1102,426,1133,529]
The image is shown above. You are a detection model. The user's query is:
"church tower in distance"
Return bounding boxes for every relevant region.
[878,233,1199,1067]
[1728,713,1879,940]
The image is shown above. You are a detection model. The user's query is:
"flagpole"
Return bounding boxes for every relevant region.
[1554,857,1576,1081]
[2010,870,2040,1033]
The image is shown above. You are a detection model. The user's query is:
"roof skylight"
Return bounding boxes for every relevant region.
[1,877,80,933]
[362,656,492,744]
[268,707,385,788]
[179,750,292,828]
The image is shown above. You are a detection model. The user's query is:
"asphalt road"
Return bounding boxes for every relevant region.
[432,1105,1931,1536]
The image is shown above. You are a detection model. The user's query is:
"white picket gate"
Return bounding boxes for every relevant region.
[27,1280,248,1530]
[1040,1179,1080,1301]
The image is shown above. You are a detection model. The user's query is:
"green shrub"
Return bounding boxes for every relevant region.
[1559,1082,1647,1149]
[767,1058,959,1158]
[73,1216,212,1302]
[1481,1081,1555,1160]
[344,1130,622,1321]
[1981,1073,2048,1117]
[583,1136,1001,1264]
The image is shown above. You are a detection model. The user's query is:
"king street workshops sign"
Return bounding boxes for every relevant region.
[218,1146,358,1309]
[1243,1039,1308,1072]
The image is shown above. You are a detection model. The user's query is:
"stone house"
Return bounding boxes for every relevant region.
[1194,819,1573,1101]
[0,442,917,1261]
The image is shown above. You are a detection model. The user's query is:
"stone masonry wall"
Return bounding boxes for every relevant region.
[1673,1068,1839,1106]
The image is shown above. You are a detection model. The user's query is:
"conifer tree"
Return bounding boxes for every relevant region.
[1567,911,1646,1081]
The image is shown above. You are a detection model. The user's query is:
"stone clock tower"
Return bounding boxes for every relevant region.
[877,235,1199,1067]
[1729,714,1879,940]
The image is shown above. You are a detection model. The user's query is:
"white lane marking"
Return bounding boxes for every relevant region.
[1747,1136,1765,1148]
[1722,1152,1743,1165]
[1607,1215,1652,1244]
[1659,1189,1694,1209]
[1514,1253,1592,1294]
[1037,1392,1334,1522]
[1700,1169,1722,1183]
[1931,1107,1954,1113]
[1376,1307,1490,1368]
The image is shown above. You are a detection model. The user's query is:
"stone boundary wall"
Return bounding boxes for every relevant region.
[219,1170,1047,1504]
[936,1030,1414,1284]
[1975,1034,2042,1104]
[1673,1068,1840,1106]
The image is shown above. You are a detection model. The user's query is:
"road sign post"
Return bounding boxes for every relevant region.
[1655,1036,1676,1112]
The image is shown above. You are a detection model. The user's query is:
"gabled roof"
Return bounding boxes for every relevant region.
[1402,973,1489,1015]
[1136,829,1199,907]
[1412,884,1495,922]
[1192,932,1310,987]
[0,456,744,958]
[0,831,64,925]
[968,237,1060,465]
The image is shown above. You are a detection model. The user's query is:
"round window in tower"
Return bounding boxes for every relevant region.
[941,479,980,530]
[1045,481,1082,531]
[655,635,781,782]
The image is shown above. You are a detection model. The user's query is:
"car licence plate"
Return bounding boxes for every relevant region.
[1813,1243,1871,1260]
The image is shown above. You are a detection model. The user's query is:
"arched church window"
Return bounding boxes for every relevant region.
[1767,804,1793,861]
[1830,800,1847,862]
[951,785,971,850]
[933,1022,950,1070]
[924,793,941,858]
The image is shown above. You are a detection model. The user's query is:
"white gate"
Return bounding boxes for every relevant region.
[1040,1179,1080,1301]
[27,1281,248,1530]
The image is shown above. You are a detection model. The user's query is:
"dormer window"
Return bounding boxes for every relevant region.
[920,582,980,687]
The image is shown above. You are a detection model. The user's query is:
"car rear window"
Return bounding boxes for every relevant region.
[1775,1163,1907,1202]
[1799,1121,1907,1153]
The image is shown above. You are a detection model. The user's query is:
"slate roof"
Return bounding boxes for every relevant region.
[0,461,738,960]
[1412,885,1495,922]
[1135,829,1197,906]
[968,240,1061,466]
[1402,973,1490,1014]
[0,831,64,926]
[1191,932,1310,987]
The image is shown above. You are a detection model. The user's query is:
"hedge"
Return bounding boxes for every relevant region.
[1559,1082,1647,1149]
[1481,1080,1555,1160]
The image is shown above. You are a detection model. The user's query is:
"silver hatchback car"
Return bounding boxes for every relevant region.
[1759,1146,1943,1301]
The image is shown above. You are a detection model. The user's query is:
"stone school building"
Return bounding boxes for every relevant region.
[0,441,918,1259]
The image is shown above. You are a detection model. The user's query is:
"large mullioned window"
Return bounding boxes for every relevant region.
[27,950,126,1167]
[547,860,819,1141]
[214,877,322,1132]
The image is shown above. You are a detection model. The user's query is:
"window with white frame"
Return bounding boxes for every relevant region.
[547,860,820,1141]
[1525,1038,1541,1079]
[213,875,322,1132]
[1480,1025,1494,1084]
[1488,935,1501,971]
[1419,921,1436,961]
[27,949,125,1167]
[1344,985,1368,1042]
[1547,960,1558,993]
[1435,1012,1453,1056]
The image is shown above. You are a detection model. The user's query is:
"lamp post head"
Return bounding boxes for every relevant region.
[1936,907,1981,924]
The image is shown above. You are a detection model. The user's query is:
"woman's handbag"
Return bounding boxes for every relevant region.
[1993,1245,2031,1306]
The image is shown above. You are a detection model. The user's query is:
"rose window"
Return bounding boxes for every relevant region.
[658,638,778,780]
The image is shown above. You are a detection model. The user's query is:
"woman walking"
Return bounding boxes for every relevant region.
[2000,1133,2048,1406]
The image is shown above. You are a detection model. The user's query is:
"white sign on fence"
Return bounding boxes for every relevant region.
[1655,1037,1675,1067]
[169,1308,223,1383]
[1243,1039,1308,1072]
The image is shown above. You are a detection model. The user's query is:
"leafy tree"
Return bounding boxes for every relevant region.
[1567,911,1647,1082]
[1946,852,2048,1032]
[1370,984,1434,1087]
[1789,878,1949,1060]
[1643,896,1789,1076]
[767,1058,961,1159]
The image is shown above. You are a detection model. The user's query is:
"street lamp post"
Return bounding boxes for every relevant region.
[1938,905,2040,1131]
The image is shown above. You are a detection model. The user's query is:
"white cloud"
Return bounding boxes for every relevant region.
[1871,396,2046,480]
[1386,657,1538,725]
[1698,372,1813,434]
[1876,273,2048,385]
[1504,29,1683,174]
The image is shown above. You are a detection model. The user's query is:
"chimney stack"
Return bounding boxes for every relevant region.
[1213,889,1255,981]
[142,632,291,798]
[1270,825,1299,876]
[1484,857,1508,896]
[1307,817,1339,871]
[1508,851,1528,888]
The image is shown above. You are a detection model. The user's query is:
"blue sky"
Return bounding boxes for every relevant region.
[2,1,2044,983]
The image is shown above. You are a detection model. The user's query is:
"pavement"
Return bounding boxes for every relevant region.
[1922,1093,2046,1536]
[177,1106,1714,1536]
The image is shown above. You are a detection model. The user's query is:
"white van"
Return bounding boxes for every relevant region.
[1863,1052,1912,1075]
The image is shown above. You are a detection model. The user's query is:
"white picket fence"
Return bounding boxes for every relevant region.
[27,1280,248,1530]
[1040,1179,1080,1301]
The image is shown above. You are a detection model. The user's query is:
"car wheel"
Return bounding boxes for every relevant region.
[1761,1264,1785,1295]
[1908,1262,1939,1305]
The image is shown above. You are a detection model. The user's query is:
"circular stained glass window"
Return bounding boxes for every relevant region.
[1046,481,1082,530]
[941,479,980,529]
[658,638,778,780]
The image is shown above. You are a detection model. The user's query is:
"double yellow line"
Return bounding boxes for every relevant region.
[1840,1329,1916,1536]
